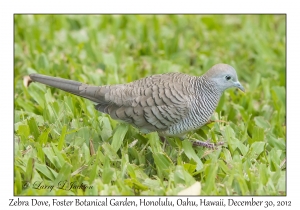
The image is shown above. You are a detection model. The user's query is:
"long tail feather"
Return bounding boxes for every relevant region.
[29,73,102,103]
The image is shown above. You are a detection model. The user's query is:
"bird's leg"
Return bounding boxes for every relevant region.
[190,138,224,149]
[190,138,215,149]
[186,133,224,149]
[160,135,223,149]
[192,120,226,148]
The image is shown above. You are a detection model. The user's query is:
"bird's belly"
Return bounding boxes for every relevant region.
[164,111,213,136]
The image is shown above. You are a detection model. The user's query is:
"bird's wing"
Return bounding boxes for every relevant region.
[94,73,195,133]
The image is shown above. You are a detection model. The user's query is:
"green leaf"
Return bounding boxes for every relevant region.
[266,134,285,150]
[143,178,160,189]
[268,149,281,171]
[89,149,101,184]
[131,179,148,190]
[102,143,119,161]
[28,84,46,108]
[249,142,265,158]
[103,156,114,184]
[147,132,162,153]
[272,86,286,107]
[17,124,30,142]
[98,116,113,141]
[14,168,23,194]
[203,161,218,194]
[43,147,62,170]
[237,141,249,156]
[153,152,174,178]
[36,53,49,70]
[38,128,51,145]
[25,158,34,182]
[130,164,149,180]
[182,140,203,170]
[103,53,117,67]
[254,116,270,129]
[35,163,56,181]
[58,125,67,151]
[259,163,268,185]
[252,126,265,142]
[35,143,45,163]
[224,126,239,152]
[127,164,136,179]
[54,162,72,186]
[111,124,128,152]
[51,142,65,167]
[28,117,40,140]
[236,175,249,195]
[183,163,197,174]
[174,165,196,186]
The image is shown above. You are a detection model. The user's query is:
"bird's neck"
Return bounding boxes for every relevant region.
[195,76,223,98]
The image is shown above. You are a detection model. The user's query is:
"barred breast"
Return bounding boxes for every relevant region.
[162,77,221,136]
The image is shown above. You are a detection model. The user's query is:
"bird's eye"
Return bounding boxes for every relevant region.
[225,75,231,81]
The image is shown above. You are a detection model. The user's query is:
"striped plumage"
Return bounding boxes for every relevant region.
[29,63,244,147]
[165,76,222,136]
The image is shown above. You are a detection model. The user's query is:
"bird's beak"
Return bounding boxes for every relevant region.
[235,81,245,92]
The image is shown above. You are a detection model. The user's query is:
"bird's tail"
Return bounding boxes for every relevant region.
[29,73,103,103]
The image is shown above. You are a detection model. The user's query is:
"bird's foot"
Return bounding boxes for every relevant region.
[191,138,224,149]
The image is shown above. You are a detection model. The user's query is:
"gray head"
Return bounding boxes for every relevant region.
[203,63,244,93]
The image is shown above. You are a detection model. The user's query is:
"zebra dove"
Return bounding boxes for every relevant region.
[29,63,244,148]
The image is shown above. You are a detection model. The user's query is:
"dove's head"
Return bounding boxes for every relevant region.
[204,63,245,93]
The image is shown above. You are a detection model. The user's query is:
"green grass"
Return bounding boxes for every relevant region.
[14,14,286,195]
